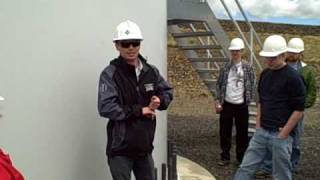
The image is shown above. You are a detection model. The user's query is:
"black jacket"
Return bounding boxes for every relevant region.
[98,55,173,157]
[258,65,305,134]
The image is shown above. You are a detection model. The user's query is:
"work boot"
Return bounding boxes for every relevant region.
[217,159,230,166]
[255,170,271,179]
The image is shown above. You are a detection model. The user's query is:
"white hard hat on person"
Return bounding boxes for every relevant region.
[113,20,143,41]
[287,38,304,53]
[228,38,245,50]
[259,35,287,57]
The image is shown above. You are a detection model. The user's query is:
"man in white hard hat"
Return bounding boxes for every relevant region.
[286,37,316,171]
[215,38,256,166]
[258,37,317,177]
[98,20,173,180]
[234,35,306,180]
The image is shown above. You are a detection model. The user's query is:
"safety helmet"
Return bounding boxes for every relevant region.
[0,96,4,101]
[228,38,245,50]
[113,20,143,41]
[259,35,287,57]
[287,38,304,53]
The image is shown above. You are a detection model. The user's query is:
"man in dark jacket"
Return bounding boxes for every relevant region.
[98,20,173,180]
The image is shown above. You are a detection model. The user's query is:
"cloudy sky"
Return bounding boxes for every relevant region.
[208,0,320,25]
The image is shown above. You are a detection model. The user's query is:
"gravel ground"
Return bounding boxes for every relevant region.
[168,103,320,180]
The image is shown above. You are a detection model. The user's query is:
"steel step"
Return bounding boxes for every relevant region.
[172,31,214,38]
[195,68,218,73]
[249,111,257,116]
[203,79,216,90]
[248,127,256,133]
[167,19,205,25]
[180,45,222,50]
[203,79,216,83]
[188,57,229,62]
[249,120,256,124]
[209,89,216,95]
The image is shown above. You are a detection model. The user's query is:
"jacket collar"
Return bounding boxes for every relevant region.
[301,61,307,67]
[110,54,150,73]
[226,59,247,70]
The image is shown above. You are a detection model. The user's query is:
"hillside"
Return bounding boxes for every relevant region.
[219,20,320,63]
[219,20,320,36]
[167,20,320,116]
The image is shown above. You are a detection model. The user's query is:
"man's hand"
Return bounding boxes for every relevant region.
[278,127,289,139]
[255,103,262,129]
[149,96,160,110]
[142,107,156,119]
[255,117,261,129]
[215,102,223,114]
[277,111,304,139]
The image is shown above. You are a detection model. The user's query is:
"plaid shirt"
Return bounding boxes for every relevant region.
[216,61,256,105]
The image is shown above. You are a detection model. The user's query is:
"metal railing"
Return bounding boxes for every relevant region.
[152,140,177,180]
[189,23,222,71]
[217,0,263,71]
[167,140,178,180]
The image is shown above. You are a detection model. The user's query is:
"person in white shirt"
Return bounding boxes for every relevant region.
[215,38,256,166]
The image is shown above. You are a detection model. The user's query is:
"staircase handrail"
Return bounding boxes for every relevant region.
[215,0,263,71]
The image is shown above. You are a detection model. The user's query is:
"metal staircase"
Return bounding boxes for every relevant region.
[168,0,262,136]
[168,20,228,95]
[168,0,230,95]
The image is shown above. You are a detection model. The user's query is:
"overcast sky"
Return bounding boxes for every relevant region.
[208,0,320,25]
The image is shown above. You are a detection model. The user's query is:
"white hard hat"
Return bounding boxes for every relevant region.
[113,20,143,41]
[287,38,304,53]
[259,35,287,57]
[0,96,4,101]
[228,38,245,50]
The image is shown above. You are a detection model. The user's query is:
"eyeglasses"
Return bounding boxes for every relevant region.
[119,41,141,48]
[231,50,241,53]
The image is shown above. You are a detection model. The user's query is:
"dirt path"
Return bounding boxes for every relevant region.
[168,105,320,180]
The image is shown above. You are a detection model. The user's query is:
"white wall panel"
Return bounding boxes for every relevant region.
[0,0,167,179]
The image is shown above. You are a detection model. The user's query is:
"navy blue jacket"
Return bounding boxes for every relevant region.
[98,55,173,157]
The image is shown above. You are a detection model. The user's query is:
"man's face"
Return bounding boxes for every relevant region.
[286,52,300,62]
[230,50,242,61]
[264,54,285,70]
[115,40,141,62]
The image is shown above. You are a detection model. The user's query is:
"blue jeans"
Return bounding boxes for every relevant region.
[260,117,304,173]
[108,154,155,180]
[234,128,293,180]
[291,118,304,170]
